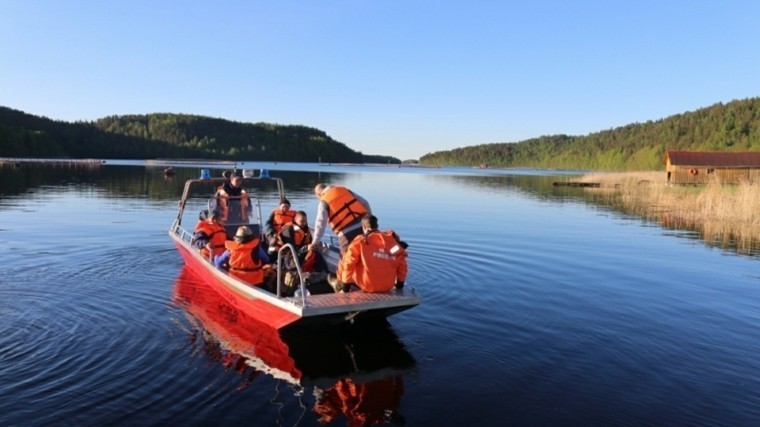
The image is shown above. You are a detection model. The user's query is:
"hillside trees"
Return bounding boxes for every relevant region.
[0,108,388,163]
[420,97,760,170]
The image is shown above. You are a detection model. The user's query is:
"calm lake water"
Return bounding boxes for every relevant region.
[1,161,759,426]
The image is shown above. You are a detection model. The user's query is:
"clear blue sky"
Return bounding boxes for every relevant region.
[2,1,759,160]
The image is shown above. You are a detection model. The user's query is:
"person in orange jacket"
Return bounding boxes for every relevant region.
[276,210,313,249]
[265,198,297,256]
[214,226,269,286]
[265,198,297,237]
[277,211,328,273]
[332,215,407,293]
[192,212,228,261]
[216,174,249,222]
[308,183,371,256]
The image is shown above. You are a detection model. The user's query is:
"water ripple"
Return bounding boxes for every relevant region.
[0,244,187,422]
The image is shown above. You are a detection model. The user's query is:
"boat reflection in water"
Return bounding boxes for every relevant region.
[172,266,416,425]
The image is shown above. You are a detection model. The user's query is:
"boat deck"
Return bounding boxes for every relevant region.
[290,288,420,316]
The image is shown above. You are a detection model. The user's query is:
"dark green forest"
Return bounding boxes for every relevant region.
[0,108,399,164]
[420,97,760,170]
[4,97,760,169]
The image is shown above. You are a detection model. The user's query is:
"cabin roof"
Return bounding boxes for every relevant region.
[664,150,760,167]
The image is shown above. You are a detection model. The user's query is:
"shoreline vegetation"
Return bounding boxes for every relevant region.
[574,171,760,254]
[5,157,757,254]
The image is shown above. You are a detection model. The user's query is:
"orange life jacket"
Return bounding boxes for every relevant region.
[319,186,369,234]
[216,186,249,222]
[224,238,264,285]
[278,223,313,249]
[339,230,408,293]
[270,209,297,233]
[195,221,228,259]
[276,223,320,271]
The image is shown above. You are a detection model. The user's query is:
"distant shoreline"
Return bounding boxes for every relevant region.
[145,159,237,167]
[0,157,104,164]
[1,157,436,169]
[1,157,239,167]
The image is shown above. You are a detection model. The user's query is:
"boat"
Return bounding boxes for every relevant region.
[168,169,421,329]
[172,266,414,423]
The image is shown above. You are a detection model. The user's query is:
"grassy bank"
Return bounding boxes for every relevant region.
[576,172,760,253]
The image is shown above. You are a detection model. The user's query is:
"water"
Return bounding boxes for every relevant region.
[1,162,759,426]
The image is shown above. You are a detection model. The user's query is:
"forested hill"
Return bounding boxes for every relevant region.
[420,97,760,170]
[0,108,399,164]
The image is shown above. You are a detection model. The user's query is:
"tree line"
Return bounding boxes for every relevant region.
[6,97,758,169]
[419,97,760,170]
[0,107,400,164]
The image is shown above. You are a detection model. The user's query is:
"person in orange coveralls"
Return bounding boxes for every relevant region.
[331,215,407,293]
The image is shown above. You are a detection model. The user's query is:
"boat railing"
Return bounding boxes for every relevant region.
[171,220,194,244]
[275,243,308,305]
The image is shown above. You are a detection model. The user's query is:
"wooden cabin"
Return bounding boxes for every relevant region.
[664,150,760,184]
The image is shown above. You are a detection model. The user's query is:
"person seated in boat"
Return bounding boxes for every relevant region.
[194,209,209,229]
[192,212,227,261]
[265,198,297,249]
[329,214,407,293]
[277,211,328,273]
[216,174,249,222]
[276,210,312,249]
[214,226,270,286]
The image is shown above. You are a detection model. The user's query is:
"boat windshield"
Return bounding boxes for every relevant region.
[177,177,285,231]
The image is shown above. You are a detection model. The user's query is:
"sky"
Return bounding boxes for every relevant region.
[2,1,759,160]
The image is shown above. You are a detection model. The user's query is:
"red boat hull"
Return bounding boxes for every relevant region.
[174,241,300,329]
[172,266,302,381]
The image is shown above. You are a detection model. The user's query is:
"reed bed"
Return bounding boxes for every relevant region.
[576,171,760,253]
